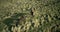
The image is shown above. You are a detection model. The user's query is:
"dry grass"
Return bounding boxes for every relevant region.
[0,0,60,32]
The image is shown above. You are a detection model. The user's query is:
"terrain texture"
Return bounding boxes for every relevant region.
[0,0,60,32]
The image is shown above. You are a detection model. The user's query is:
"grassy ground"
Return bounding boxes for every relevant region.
[0,0,60,32]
